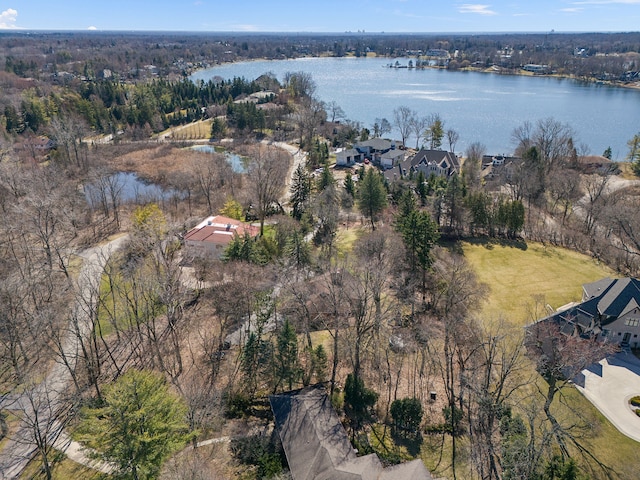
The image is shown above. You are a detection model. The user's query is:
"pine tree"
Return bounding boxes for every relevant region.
[357,168,388,230]
[627,133,640,175]
[275,319,301,391]
[344,171,356,198]
[290,163,311,221]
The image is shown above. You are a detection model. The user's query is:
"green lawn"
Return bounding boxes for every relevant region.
[461,239,639,479]
[462,239,616,325]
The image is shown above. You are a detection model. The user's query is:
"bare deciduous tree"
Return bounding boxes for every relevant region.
[246,145,289,235]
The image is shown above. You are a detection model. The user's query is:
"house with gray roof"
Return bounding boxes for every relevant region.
[336,148,363,167]
[269,386,432,480]
[355,138,402,166]
[526,277,640,348]
[384,149,460,183]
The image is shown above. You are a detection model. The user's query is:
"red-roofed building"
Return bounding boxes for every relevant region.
[184,215,259,257]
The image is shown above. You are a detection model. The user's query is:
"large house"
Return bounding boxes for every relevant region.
[336,138,404,168]
[527,277,640,348]
[270,385,432,480]
[385,149,460,183]
[336,148,363,167]
[184,215,259,257]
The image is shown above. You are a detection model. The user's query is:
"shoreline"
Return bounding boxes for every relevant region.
[189,53,640,92]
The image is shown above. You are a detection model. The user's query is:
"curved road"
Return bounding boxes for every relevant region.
[0,236,127,478]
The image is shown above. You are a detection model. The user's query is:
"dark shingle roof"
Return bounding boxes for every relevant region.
[270,386,432,480]
[596,278,640,318]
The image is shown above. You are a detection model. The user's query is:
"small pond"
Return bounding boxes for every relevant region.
[85,172,181,206]
[190,145,248,173]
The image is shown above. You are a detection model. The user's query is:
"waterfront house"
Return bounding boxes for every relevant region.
[336,148,363,167]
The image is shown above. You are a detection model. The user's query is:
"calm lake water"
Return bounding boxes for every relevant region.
[191,57,640,159]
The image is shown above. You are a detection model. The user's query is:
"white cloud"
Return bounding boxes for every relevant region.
[573,0,640,4]
[231,24,260,31]
[561,7,583,11]
[458,4,497,15]
[0,8,18,29]
[87,25,97,30]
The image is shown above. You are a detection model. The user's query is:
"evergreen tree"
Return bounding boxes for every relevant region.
[357,168,388,230]
[602,146,612,160]
[274,319,301,391]
[285,230,311,269]
[416,170,427,205]
[390,397,423,435]
[344,171,356,198]
[399,210,439,303]
[80,370,191,480]
[344,373,378,433]
[627,132,640,175]
[220,197,244,220]
[290,163,311,221]
[316,160,335,191]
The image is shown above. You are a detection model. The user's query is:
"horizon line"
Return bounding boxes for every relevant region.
[1,29,639,36]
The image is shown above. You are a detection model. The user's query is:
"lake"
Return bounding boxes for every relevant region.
[191,57,640,159]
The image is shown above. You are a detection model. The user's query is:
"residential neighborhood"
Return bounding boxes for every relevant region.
[1,25,640,480]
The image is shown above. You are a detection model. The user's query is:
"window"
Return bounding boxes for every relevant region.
[624,318,640,327]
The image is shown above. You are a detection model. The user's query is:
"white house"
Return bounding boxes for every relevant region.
[335,148,363,167]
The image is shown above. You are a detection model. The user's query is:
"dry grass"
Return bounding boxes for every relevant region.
[108,144,216,182]
[19,454,110,480]
[158,119,213,141]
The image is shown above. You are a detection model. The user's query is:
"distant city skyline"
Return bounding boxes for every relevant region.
[0,1,639,33]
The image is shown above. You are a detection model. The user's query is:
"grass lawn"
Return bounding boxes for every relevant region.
[460,239,640,479]
[333,225,366,259]
[461,239,616,325]
[20,454,110,480]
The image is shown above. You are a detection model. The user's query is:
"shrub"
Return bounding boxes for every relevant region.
[630,395,640,407]
[390,397,423,435]
[225,391,251,418]
[230,434,286,479]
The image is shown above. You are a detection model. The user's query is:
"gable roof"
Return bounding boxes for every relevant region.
[381,149,404,161]
[596,277,640,318]
[270,386,432,480]
[528,277,640,337]
[408,149,460,175]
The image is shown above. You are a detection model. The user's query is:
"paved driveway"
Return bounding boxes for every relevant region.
[575,351,640,443]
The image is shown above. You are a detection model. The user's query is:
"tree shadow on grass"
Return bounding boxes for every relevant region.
[390,430,423,458]
[463,236,528,251]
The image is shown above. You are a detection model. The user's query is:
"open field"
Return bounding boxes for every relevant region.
[461,239,616,325]
[461,240,639,479]
[157,119,213,141]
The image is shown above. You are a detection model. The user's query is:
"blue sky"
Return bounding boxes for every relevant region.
[0,1,639,32]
